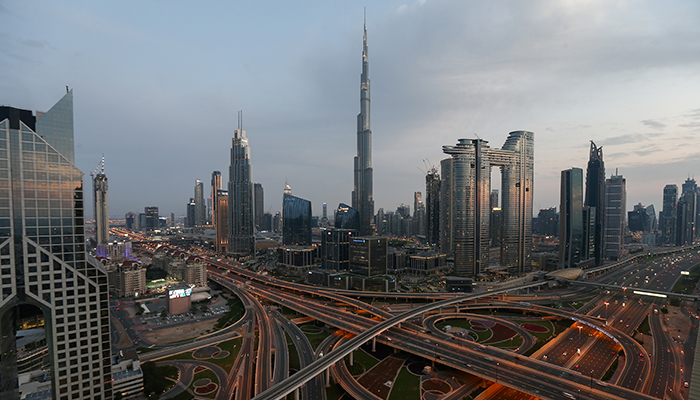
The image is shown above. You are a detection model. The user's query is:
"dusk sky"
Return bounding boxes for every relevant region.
[2,1,700,220]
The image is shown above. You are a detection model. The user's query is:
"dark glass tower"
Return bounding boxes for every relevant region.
[0,97,113,399]
[584,141,605,266]
[91,157,109,244]
[282,193,312,246]
[228,116,255,256]
[425,167,441,247]
[559,168,584,268]
[660,184,677,244]
[351,20,375,236]
[335,203,360,231]
[194,179,205,226]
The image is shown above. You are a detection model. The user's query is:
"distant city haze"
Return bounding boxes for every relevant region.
[2,1,699,219]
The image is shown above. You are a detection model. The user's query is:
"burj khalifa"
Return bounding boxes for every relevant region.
[352,19,375,236]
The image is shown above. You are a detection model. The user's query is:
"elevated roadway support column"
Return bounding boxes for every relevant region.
[295,389,299,400]
[326,368,331,387]
[349,351,353,366]
[372,337,376,352]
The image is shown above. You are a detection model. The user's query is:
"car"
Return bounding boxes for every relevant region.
[639,353,644,357]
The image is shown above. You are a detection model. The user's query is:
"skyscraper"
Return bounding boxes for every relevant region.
[194,179,205,226]
[92,157,109,244]
[215,190,229,253]
[559,168,584,268]
[604,172,626,260]
[254,183,264,230]
[351,20,375,236]
[425,167,441,247]
[442,131,534,277]
[186,198,195,228]
[584,141,605,265]
[145,206,159,231]
[282,191,312,246]
[228,113,255,256]
[439,158,454,253]
[0,96,113,399]
[676,189,697,245]
[335,203,360,231]
[211,171,222,227]
[660,184,678,244]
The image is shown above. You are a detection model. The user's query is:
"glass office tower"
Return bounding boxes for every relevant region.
[559,168,584,268]
[0,100,113,399]
[282,194,312,246]
[228,123,255,256]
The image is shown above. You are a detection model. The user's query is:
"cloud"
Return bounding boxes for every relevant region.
[641,119,666,129]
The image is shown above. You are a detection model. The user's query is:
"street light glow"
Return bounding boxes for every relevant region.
[632,290,667,298]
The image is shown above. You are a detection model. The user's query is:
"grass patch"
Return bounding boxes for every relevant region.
[602,356,618,381]
[214,294,245,331]
[305,329,331,350]
[673,263,700,294]
[344,348,379,375]
[637,316,651,336]
[208,338,241,373]
[171,392,195,400]
[142,362,178,398]
[562,297,592,310]
[436,319,491,342]
[189,367,219,399]
[490,334,523,349]
[326,383,345,400]
[510,319,554,342]
[522,339,545,357]
[388,366,420,400]
[553,319,574,336]
[286,332,301,372]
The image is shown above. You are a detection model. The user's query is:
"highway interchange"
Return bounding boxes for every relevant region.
[118,243,700,400]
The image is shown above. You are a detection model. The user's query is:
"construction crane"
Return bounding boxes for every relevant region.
[90,155,105,178]
[423,158,438,176]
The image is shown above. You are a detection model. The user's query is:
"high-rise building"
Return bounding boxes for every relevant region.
[425,167,441,247]
[584,141,605,265]
[0,96,113,398]
[628,203,656,233]
[352,21,375,236]
[604,172,626,260]
[92,157,109,244]
[194,179,205,226]
[559,168,584,268]
[439,158,454,253]
[215,190,229,253]
[660,184,678,244]
[125,212,137,230]
[335,203,360,231]
[321,229,354,271]
[349,237,387,277]
[211,171,222,227]
[35,89,75,164]
[676,189,697,245]
[254,183,264,230]
[145,206,159,231]
[186,198,195,228]
[537,207,558,237]
[228,114,255,256]
[282,192,312,246]
[442,131,534,277]
[413,192,425,236]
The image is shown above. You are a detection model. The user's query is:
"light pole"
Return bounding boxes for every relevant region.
[496,362,499,383]
[578,325,582,340]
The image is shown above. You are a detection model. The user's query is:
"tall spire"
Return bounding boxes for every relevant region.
[352,12,375,236]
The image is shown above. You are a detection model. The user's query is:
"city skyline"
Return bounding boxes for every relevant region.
[3,1,700,220]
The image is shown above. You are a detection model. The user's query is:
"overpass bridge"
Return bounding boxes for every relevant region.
[565,279,700,301]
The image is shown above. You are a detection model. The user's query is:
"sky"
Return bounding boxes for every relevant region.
[2,0,700,220]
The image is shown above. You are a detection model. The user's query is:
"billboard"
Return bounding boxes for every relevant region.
[169,287,192,299]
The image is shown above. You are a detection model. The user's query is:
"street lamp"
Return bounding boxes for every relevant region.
[578,325,582,340]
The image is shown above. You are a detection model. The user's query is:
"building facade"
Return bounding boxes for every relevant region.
[282,193,312,246]
[349,237,388,277]
[194,180,205,226]
[254,183,264,230]
[210,171,222,227]
[604,172,626,260]
[442,131,534,277]
[660,184,678,244]
[215,190,229,253]
[584,142,605,265]
[0,96,113,399]
[425,167,440,247]
[335,203,360,231]
[559,168,584,268]
[352,22,375,236]
[144,207,158,231]
[92,159,109,244]
[228,118,255,256]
